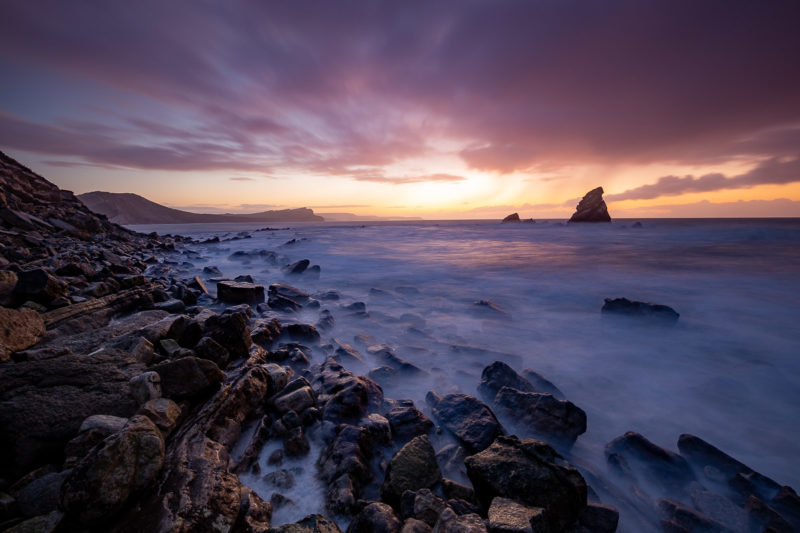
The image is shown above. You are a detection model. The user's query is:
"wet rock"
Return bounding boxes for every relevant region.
[252,318,282,349]
[605,431,695,497]
[0,307,45,362]
[568,187,611,223]
[432,508,487,533]
[348,501,402,533]
[284,323,321,343]
[13,269,67,305]
[154,298,186,313]
[442,479,475,503]
[430,393,503,453]
[193,335,230,367]
[575,502,619,533]
[266,513,343,532]
[273,386,316,415]
[128,371,162,405]
[691,489,747,532]
[152,356,224,401]
[60,415,165,524]
[402,518,433,533]
[746,495,794,532]
[285,259,310,275]
[464,435,587,531]
[205,309,252,362]
[284,427,311,457]
[601,297,679,323]
[64,415,129,464]
[381,435,442,507]
[317,309,335,330]
[492,387,586,445]
[314,359,383,423]
[487,497,546,533]
[656,498,730,533]
[519,370,565,400]
[477,362,536,401]
[13,469,71,518]
[386,400,435,443]
[202,265,222,277]
[436,445,467,477]
[270,283,312,306]
[332,340,366,366]
[216,280,265,304]
[414,488,450,526]
[368,345,424,375]
[364,413,393,446]
[137,398,181,438]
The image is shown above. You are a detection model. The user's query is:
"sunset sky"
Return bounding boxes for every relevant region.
[1,1,799,218]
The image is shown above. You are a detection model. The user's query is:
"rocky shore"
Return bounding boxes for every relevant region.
[1,151,798,533]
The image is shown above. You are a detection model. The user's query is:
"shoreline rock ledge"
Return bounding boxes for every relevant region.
[569,186,611,222]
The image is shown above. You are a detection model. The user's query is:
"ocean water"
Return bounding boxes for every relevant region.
[133,218,800,529]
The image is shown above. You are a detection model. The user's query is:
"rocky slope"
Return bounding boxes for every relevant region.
[78,191,323,225]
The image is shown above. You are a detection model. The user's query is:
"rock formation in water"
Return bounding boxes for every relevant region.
[569,186,611,222]
[78,190,324,224]
[501,212,535,223]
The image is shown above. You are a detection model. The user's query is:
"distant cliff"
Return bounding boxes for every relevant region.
[78,191,323,224]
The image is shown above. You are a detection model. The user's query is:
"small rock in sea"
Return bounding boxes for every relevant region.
[502,212,521,223]
[429,392,503,453]
[284,259,310,275]
[202,265,222,276]
[216,280,265,304]
[601,297,679,323]
[282,323,321,343]
[381,435,442,507]
[234,274,254,283]
[348,502,402,532]
[568,186,611,222]
[471,299,510,319]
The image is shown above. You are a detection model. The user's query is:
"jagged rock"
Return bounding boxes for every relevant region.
[0,306,45,362]
[605,431,695,497]
[128,371,161,405]
[252,318,282,349]
[431,508,487,533]
[273,386,316,415]
[501,213,520,223]
[575,502,619,533]
[656,498,731,533]
[568,187,611,223]
[152,356,224,401]
[314,359,383,423]
[464,435,587,531]
[266,513,343,532]
[193,336,230,367]
[284,323,321,343]
[216,280,265,304]
[368,345,423,375]
[442,479,475,503]
[414,488,450,526]
[487,497,546,533]
[601,297,679,323]
[381,435,442,507]
[477,362,536,401]
[386,400,434,443]
[12,269,68,305]
[430,393,503,453]
[205,309,252,362]
[318,424,372,514]
[284,259,310,275]
[493,386,586,445]
[137,398,181,438]
[270,283,312,306]
[61,415,165,524]
[348,502,402,533]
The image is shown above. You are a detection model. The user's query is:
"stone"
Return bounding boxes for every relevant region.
[4,510,64,533]
[381,435,442,507]
[13,269,67,305]
[568,187,611,222]
[442,479,475,503]
[519,370,565,400]
[284,259,310,274]
[431,393,503,453]
[501,213,520,223]
[464,435,587,531]
[128,371,162,404]
[656,498,731,533]
[284,426,311,456]
[152,356,225,401]
[205,310,252,362]
[347,502,402,533]
[432,508,487,533]
[487,497,545,533]
[386,400,435,443]
[284,323,321,343]
[13,469,71,518]
[0,306,45,362]
[266,513,343,532]
[402,518,433,533]
[64,415,129,463]
[414,488,450,526]
[137,398,181,437]
[273,386,316,415]
[576,502,618,533]
[60,415,165,524]
[216,280,265,304]
[0,270,18,303]
[492,387,586,445]
[691,489,747,532]
[252,318,282,349]
[193,336,230,367]
[270,283,312,306]
[154,298,186,313]
[477,362,535,401]
[601,297,679,323]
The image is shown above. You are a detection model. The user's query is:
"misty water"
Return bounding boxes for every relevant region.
[134,218,800,530]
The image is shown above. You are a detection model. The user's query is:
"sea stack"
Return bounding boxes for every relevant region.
[502,213,521,223]
[569,187,611,222]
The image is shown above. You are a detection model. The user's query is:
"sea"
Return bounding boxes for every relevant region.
[130,218,800,530]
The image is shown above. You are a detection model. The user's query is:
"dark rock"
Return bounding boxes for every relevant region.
[656,498,730,533]
[270,283,312,306]
[0,307,45,362]
[576,502,619,533]
[448,499,481,518]
[464,435,587,531]
[152,356,225,401]
[501,213,520,223]
[285,259,310,275]
[317,309,335,330]
[13,469,71,518]
[216,280,265,304]
[487,496,546,533]
[381,435,442,507]
[402,518,432,533]
[13,269,67,305]
[202,266,222,277]
[431,508,487,533]
[154,298,186,314]
[363,413,393,446]
[431,393,503,453]
[568,187,611,223]
[386,400,435,443]
[284,427,311,457]
[0,270,18,304]
[137,398,181,438]
[348,501,402,533]
[205,310,252,362]
[266,513,343,532]
[477,362,535,401]
[368,345,423,375]
[193,336,230,367]
[4,510,64,533]
[272,386,316,415]
[746,495,794,532]
[284,323,321,343]
[414,488,449,526]
[601,297,679,323]
[442,479,475,503]
[60,415,165,524]
[691,489,747,532]
[520,369,565,400]
[493,386,586,445]
[252,318,282,349]
[128,371,161,405]
[64,414,128,464]
[605,431,695,497]
[314,359,383,423]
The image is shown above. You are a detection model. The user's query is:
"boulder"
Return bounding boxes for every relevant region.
[0,306,45,362]
[205,310,252,362]
[216,280,265,304]
[128,371,161,405]
[381,435,442,507]
[386,400,434,443]
[193,336,230,367]
[347,502,402,533]
[431,393,503,453]
[152,356,225,401]
[13,469,71,518]
[414,488,450,526]
[601,297,679,323]
[60,415,165,524]
[64,415,129,464]
[487,497,546,533]
[501,213,520,223]
[4,510,64,533]
[284,323,321,343]
[13,269,68,305]
[477,362,535,401]
[568,187,611,223]
[266,513,343,532]
[269,283,312,306]
[493,387,586,445]
[464,435,587,531]
[0,270,18,303]
[252,318,282,349]
[284,259,310,275]
[520,370,565,400]
[137,398,182,438]
[432,508,487,533]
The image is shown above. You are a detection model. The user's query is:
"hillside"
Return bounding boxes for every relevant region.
[78,191,323,224]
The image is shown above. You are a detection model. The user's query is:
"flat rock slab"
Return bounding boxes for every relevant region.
[216,281,265,304]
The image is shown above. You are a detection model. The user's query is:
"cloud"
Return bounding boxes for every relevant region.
[308,204,371,208]
[351,173,466,185]
[229,177,255,181]
[607,156,800,201]
[616,198,800,218]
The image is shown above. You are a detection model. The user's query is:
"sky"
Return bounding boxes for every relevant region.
[1,1,799,219]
